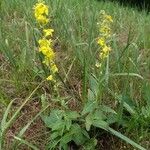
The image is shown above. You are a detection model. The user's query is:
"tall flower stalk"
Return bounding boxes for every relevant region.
[96,10,113,68]
[33,0,58,82]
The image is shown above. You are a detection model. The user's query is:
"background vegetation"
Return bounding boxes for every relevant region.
[0,0,150,149]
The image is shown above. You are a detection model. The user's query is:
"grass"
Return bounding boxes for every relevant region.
[0,0,150,149]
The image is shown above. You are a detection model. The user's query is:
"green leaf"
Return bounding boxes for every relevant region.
[83,138,97,150]
[101,105,117,114]
[92,119,108,131]
[73,131,86,145]
[48,138,60,150]
[65,119,72,130]
[1,100,14,131]
[60,132,72,145]
[0,92,10,106]
[109,127,146,150]
[93,109,106,120]
[61,144,68,150]
[51,120,65,131]
[85,114,92,131]
[71,123,82,134]
[110,73,143,80]
[66,111,80,120]
[82,101,97,115]
[41,94,48,109]
[88,89,95,102]
[42,109,64,128]
[89,75,99,97]
[71,124,87,145]
[143,82,150,105]
[51,131,60,140]
[106,114,118,124]
[13,136,39,150]
[107,89,136,115]
[81,130,90,139]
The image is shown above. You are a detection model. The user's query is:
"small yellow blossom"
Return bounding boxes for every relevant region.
[39,47,55,59]
[100,26,111,37]
[103,45,111,53]
[105,15,113,22]
[43,29,54,37]
[38,39,51,48]
[95,62,101,68]
[51,64,58,73]
[34,2,48,16]
[46,75,53,81]
[36,15,49,24]
[97,38,105,46]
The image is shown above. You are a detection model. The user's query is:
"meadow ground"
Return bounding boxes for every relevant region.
[0,0,150,149]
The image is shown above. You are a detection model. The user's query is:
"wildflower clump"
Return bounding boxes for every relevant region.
[96,10,113,67]
[33,1,58,82]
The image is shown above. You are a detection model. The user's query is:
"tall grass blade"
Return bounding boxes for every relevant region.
[109,127,146,150]
[13,136,39,150]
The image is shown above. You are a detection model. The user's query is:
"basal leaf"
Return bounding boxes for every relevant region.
[82,101,97,115]
[92,119,108,131]
[85,114,93,131]
[42,109,64,128]
[66,111,80,120]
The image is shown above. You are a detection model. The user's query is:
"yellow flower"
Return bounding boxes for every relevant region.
[36,15,49,24]
[46,75,53,81]
[46,50,55,59]
[99,46,111,59]
[96,10,113,62]
[100,26,111,36]
[38,39,51,48]
[97,38,105,46]
[34,2,48,17]
[103,45,111,53]
[33,1,49,24]
[40,47,55,59]
[105,15,113,22]
[51,64,58,73]
[95,62,101,68]
[47,74,56,82]
[43,29,54,37]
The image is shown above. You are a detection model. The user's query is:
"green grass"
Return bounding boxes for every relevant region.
[0,0,150,149]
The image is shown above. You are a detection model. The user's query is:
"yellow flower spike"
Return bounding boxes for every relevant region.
[34,1,58,84]
[96,10,113,64]
[43,29,54,37]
